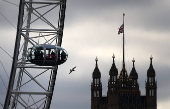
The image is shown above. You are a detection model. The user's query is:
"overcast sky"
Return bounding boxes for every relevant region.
[0,0,170,109]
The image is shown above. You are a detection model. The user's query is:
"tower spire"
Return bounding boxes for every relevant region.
[150,55,153,65]
[109,53,118,75]
[132,58,135,68]
[92,57,101,78]
[112,53,115,62]
[95,56,98,67]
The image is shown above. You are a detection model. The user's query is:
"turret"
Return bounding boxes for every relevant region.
[109,54,118,84]
[107,54,119,109]
[129,58,139,89]
[119,62,128,88]
[92,57,101,79]
[91,57,102,109]
[146,56,157,109]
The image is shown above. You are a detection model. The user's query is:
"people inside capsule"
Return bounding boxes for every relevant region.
[34,50,43,59]
[39,51,43,59]
[60,50,67,61]
[27,44,68,66]
[50,51,56,59]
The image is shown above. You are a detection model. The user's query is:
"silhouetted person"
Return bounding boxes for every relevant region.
[39,51,43,59]
[61,51,67,60]
[34,51,38,59]
[51,51,55,59]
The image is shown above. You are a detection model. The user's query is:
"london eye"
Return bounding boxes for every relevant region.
[3,0,67,109]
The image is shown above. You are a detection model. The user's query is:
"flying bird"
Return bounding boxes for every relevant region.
[69,66,76,74]
[0,103,3,108]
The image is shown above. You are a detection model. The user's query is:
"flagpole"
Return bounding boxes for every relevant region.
[123,13,125,67]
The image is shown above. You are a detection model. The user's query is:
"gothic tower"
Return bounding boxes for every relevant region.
[91,55,157,109]
[129,58,140,94]
[91,57,102,109]
[146,56,157,109]
[107,55,119,109]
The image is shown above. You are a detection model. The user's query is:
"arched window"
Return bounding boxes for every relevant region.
[149,89,154,96]
[94,91,96,97]
[97,91,99,97]
[94,79,97,85]
[149,77,154,85]
[133,80,136,87]
[111,88,113,92]
[149,90,152,96]
[114,76,116,81]
[94,78,100,86]
[97,79,99,84]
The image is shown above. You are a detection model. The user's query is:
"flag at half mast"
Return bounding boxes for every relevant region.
[118,24,124,34]
[118,13,125,35]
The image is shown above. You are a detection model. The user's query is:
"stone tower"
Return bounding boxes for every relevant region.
[91,57,102,109]
[146,56,157,109]
[91,56,157,109]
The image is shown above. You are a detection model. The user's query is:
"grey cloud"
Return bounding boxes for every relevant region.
[0,0,170,109]
[66,0,170,32]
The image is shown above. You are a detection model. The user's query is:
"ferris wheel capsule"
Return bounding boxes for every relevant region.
[27,44,68,66]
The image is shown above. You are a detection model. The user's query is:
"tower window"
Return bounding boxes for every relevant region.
[111,76,117,81]
[114,76,116,81]
[111,76,117,84]
[97,79,99,84]
[111,88,113,92]
[149,77,154,85]
[149,90,151,96]
[97,91,99,97]
[94,90,99,97]
[135,80,136,85]
[94,91,96,97]
[149,89,154,96]
[94,78,100,86]
[132,80,137,87]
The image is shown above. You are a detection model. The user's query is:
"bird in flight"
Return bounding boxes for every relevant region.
[69,66,76,74]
